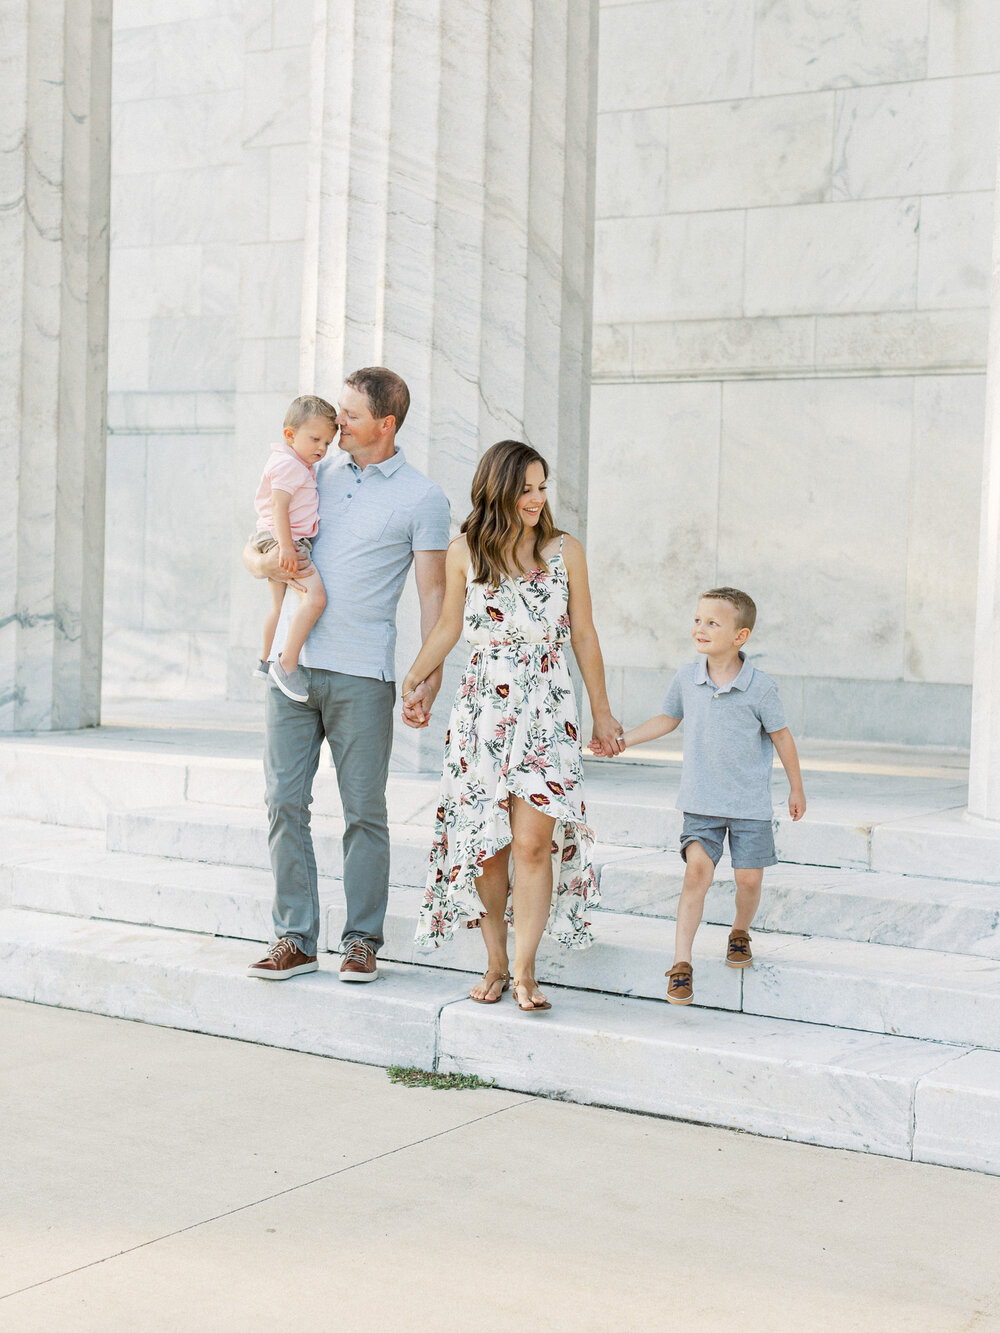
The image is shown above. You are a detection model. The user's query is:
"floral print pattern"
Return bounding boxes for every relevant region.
[415,544,599,951]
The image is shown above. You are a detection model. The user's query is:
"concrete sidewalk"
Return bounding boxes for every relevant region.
[2,999,999,1332]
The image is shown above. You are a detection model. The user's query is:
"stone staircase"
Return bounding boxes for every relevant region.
[1,712,998,1174]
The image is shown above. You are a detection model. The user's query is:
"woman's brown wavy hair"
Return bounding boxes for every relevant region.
[462,440,560,587]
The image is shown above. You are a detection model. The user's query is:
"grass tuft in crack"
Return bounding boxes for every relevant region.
[387,1065,494,1091]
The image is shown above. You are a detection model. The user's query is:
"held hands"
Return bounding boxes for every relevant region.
[278,544,299,577]
[588,712,626,758]
[401,678,435,730]
[788,789,807,821]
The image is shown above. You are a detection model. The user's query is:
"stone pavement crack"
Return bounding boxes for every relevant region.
[0,1096,535,1302]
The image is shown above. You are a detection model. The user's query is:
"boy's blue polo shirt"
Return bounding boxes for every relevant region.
[662,653,786,820]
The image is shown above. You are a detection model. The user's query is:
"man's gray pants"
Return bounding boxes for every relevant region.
[264,669,395,957]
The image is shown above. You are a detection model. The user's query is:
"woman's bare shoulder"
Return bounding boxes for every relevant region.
[557,531,584,562]
[447,532,472,573]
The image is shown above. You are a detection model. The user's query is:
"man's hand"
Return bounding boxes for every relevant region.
[401,679,437,729]
[278,544,299,576]
[243,540,314,588]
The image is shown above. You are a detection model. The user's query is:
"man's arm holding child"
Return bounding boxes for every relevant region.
[242,537,313,585]
[770,727,806,820]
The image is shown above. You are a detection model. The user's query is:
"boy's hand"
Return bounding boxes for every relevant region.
[788,790,806,821]
[278,544,298,575]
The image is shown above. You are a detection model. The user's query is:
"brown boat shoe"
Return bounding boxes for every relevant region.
[666,961,694,1005]
[726,930,753,968]
[247,937,318,980]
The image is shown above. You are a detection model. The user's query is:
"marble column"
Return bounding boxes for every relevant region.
[0,0,113,731]
[969,137,1000,818]
[298,0,599,765]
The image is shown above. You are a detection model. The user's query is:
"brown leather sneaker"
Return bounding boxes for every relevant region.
[666,961,693,1005]
[726,930,753,969]
[247,937,318,980]
[339,938,378,982]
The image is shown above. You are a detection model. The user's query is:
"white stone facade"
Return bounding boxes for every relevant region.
[590,0,999,745]
[100,1,1000,748]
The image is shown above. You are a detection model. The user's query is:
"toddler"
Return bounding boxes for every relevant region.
[250,395,336,703]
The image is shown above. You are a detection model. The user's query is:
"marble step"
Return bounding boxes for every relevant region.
[0,906,994,1172]
[0,736,439,831]
[9,831,1000,1051]
[104,801,642,893]
[105,802,1000,960]
[599,853,1000,959]
[106,803,436,887]
[3,736,992,883]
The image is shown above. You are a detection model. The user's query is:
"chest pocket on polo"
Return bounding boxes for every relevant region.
[346,498,392,541]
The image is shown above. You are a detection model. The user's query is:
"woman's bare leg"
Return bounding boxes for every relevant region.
[509,796,557,1005]
[469,843,512,1001]
[278,570,327,672]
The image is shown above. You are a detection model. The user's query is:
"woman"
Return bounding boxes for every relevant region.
[401,440,624,1012]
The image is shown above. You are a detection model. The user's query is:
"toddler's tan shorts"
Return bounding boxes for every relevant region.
[248,530,313,556]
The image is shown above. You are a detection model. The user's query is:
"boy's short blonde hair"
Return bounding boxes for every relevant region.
[284,394,338,432]
[701,586,757,632]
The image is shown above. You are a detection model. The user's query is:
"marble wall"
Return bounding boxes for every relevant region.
[104,1,311,697]
[101,1,999,745]
[2,0,113,730]
[589,0,1000,745]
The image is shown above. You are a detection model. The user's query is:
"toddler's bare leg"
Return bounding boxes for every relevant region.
[261,579,286,662]
[672,840,715,965]
[732,867,763,932]
[278,570,327,672]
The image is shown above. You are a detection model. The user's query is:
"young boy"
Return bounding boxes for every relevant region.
[613,587,806,1006]
[250,395,337,703]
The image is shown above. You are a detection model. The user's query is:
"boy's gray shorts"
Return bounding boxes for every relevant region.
[679,813,777,869]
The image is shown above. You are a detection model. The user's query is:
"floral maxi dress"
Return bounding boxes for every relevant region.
[415,540,600,951]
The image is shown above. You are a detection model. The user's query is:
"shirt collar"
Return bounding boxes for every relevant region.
[696,651,754,693]
[348,448,405,479]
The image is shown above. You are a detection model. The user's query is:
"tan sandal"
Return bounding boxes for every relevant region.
[470,970,510,1004]
[512,978,551,1012]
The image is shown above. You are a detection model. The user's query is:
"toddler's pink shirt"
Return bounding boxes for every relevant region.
[254,441,320,540]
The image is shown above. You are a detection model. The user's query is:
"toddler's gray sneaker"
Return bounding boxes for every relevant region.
[269,659,309,703]
[252,658,270,679]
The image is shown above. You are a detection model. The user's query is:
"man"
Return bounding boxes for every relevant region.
[244,367,450,982]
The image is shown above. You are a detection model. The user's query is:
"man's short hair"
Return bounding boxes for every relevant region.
[344,366,410,431]
[701,586,757,632]
[284,394,338,431]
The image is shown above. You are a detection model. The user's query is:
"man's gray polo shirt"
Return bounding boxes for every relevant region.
[662,653,786,820]
[274,447,450,682]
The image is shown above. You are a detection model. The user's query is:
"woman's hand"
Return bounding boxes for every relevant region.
[401,675,431,729]
[590,711,625,757]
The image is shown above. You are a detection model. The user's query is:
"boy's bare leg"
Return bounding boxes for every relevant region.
[470,844,512,1000]
[261,579,286,662]
[672,840,715,964]
[277,570,327,672]
[732,867,763,932]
